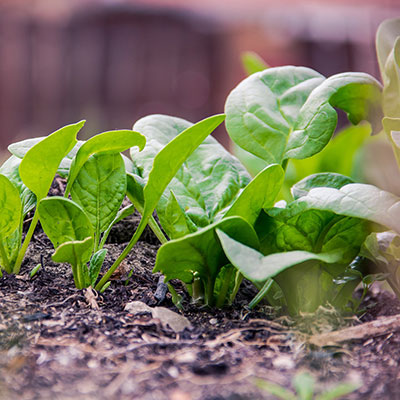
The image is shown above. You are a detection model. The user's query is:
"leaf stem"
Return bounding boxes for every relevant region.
[149,216,168,244]
[13,211,40,274]
[95,216,147,291]
[0,235,11,274]
[215,266,234,308]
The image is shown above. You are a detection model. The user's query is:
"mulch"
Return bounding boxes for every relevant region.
[1,212,400,400]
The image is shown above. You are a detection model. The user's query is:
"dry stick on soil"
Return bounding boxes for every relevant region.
[309,314,400,346]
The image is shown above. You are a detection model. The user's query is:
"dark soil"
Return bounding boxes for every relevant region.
[1,212,400,399]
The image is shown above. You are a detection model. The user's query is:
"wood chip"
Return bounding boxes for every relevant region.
[309,313,400,347]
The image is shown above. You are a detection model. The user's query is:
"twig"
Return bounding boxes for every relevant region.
[309,313,400,347]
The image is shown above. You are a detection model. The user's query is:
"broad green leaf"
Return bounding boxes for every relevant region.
[292,172,354,200]
[284,72,382,160]
[38,196,94,249]
[19,121,85,199]
[241,51,269,75]
[225,66,324,164]
[0,156,35,216]
[70,153,127,235]
[65,129,145,195]
[90,249,107,286]
[0,175,21,238]
[296,183,400,235]
[140,114,226,225]
[260,204,367,262]
[223,163,284,225]
[217,230,342,283]
[52,237,93,265]
[225,67,381,164]
[162,191,198,239]
[131,114,246,236]
[154,216,258,285]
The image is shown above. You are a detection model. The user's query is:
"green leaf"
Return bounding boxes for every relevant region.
[19,121,85,200]
[225,67,382,164]
[225,66,324,164]
[254,378,296,400]
[316,382,361,400]
[296,183,400,235]
[162,190,198,239]
[141,114,226,225]
[292,172,354,200]
[217,230,342,283]
[0,156,36,216]
[52,237,93,265]
[293,372,314,400]
[131,114,247,236]
[38,197,94,249]
[223,163,284,225]
[89,249,107,286]
[70,153,127,235]
[285,72,382,160]
[241,51,269,75]
[154,216,258,305]
[0,175,22,238]
[52,237,93,288]
[65,129,145,195]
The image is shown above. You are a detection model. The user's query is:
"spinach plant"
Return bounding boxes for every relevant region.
[37,129,146,289]
[0,121,85,275]
[282,18,400,300]
[94,114,226,291]
[128,114,284,306]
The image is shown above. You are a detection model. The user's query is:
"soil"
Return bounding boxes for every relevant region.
[1,190,400,399]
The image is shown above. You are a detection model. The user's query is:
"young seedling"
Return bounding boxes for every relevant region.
[37,129,146,288]
[94,114,226,291]
[255,371,361,400]
[0,121,85,275]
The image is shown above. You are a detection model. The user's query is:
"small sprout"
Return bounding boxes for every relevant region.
[30,263,41,278]
[99,281,111,294]
[255,371,361,400]
[124,269,134,286]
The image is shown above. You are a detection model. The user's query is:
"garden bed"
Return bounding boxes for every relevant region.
[1,216,400,400]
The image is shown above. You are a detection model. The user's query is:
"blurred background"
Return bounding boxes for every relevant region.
[0,0,399,190]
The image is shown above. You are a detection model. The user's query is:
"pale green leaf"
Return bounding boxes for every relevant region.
[0,175,22,238]
[19,121,85,199]
[65,129,145,195]
[217,230,342,283]
[38,196,93,249]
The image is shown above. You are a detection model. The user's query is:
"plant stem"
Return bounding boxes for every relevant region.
[95,216,147,291]
[215,266,234,308]
[0,236,11,274]
[149,216,168,244]
[230,271,244,304]
[13,211,40,274]
[191,274,204,303]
